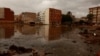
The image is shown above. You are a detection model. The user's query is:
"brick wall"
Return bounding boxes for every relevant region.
[49,8,62,25]
[0,8,14,23]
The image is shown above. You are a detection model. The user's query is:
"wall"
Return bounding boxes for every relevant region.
[49,8,62,25]
[44,8,62,25]
[44,9,49,24]
[0,8,4,19]
[0,8,14,23]
[21,12,36,24]
[89,6,100,23]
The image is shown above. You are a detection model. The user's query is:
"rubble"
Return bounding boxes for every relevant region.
[9,45,32,54]
[79,26,100,44]
[72,40,77,43]
[0,45,53,56]
[96,51,100,56]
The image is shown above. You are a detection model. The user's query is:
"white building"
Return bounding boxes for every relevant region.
[37,11,45,24]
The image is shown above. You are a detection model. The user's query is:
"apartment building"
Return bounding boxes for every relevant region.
[17,12,36,24]
[0,8,14,23]
[45,8,62,25]
[37,11,45,24]
[89,6,100,23]
[39,8,62,25]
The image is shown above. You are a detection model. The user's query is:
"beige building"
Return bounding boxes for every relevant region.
[89,6,100,23]
[17,12,36,24]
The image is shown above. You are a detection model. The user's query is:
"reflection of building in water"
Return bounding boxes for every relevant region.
[0,28,5,38]
[0,24,14,39]
[16,25,38,35]
[39,25,61,41]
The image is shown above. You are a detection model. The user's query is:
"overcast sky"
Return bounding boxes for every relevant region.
[0,0,100,18]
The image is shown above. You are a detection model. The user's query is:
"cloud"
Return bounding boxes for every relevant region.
[0,0,100,18]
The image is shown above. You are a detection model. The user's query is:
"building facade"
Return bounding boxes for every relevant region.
[45,8,62,25]
[89,6,100,23]
[39,8,62,25]
[17,12,36,24]
[37,11,45,24]
[0,8,14,23]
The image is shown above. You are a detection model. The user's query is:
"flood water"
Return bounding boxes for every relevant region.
[0,24,100,56]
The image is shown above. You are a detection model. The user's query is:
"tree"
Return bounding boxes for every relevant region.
[66,11,74,25]
[87,13,94,24]
[62,11,74,25]
[61,14,67,23]
[79,20,85,25]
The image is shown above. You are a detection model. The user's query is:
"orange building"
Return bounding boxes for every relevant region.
[89,6,100,23]
[0,8,14,23]
[49,8,62,25]
[44,8,62,25]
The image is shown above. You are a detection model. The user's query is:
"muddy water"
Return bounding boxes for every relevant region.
[0,24,100,56]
